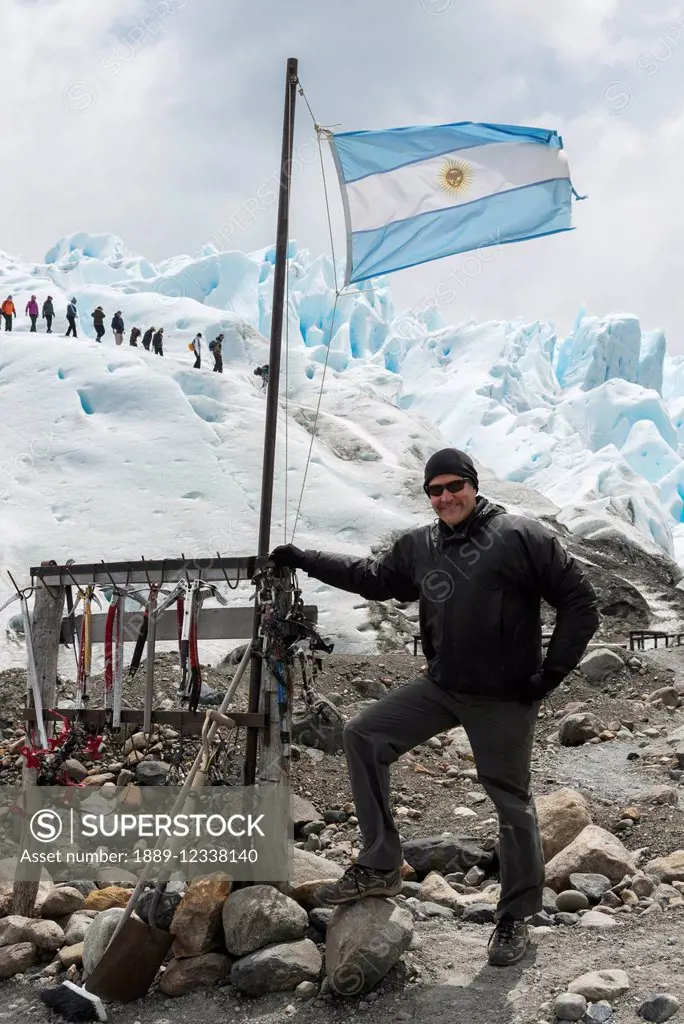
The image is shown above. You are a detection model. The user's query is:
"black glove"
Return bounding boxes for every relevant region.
[520,669,565,704]
[268,544,309,570]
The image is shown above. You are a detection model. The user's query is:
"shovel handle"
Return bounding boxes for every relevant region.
[94,642,253,962]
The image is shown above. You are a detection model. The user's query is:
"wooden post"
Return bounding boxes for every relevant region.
[144,587,157,736]
[245,56,299,785]
[13,577,65,917]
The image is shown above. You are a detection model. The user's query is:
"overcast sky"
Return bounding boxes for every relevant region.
[4,0,684,347]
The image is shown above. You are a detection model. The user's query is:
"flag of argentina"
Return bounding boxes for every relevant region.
[329,121,581,285]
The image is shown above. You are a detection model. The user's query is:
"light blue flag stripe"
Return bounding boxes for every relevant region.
[333,121,563,185]
[348,178,573,284]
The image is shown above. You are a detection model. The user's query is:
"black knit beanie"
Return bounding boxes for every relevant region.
[423,448,479,492]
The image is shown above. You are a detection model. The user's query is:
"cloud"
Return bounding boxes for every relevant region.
[4,0,684,349]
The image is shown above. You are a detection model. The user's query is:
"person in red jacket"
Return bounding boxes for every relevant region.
[25,295,39,332]
[1,296,16,331]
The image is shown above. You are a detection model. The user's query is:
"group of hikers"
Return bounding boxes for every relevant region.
[1,294,56,332]
[0,294,165,353]
[90,306,164,355]
[188,332,224,373]
[2,293,271,383]
[187,332,269,384]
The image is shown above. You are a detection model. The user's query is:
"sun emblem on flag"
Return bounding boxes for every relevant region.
[438,159,473,197]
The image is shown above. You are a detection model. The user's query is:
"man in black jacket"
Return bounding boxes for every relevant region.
[42,296,54,333]
[91,306,105,343]
[269,448,599,967]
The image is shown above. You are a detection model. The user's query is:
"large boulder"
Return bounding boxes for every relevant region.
[579,649,624,683]
[401,835,496,879]
[169,872,233,957]
[160,952,232,996]
[558,713,605,746]
[38,886,85,918]
[222,886,308,956]
[0,942,39,979]
[82,907,126,976]
[136,760,171,786]
[291,699,345,753]
[630,786,678,807]
[230,938,321,995]
[58,941,85,968]
[647,686,680,708]
[0,916,30,948]
[568,969,630,1001]
[569,873,612,902]
[545,825,636,890]
[24,919,65,952]
[326,899,414,996]
[578,910,618,929]
[536,789,593,861]
[84,886,132,912]
[291,795,321,828]
[645,851,684,883]
[278,848,343,909]
[62,913,94,946]
[418,872,460,910]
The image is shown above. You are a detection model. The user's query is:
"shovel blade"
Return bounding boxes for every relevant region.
[84,915,174,1003]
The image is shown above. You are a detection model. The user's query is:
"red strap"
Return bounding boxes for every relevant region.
[176,596,185,660]
[104,600,116,692]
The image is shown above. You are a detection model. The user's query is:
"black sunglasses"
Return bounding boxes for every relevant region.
[425,479,468,497]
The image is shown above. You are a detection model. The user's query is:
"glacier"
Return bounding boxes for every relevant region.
[2,231,684,671]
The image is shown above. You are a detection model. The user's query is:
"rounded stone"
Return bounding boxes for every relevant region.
[556,890,589,912]
[637,993,681,1023]
[554,992,588,1021]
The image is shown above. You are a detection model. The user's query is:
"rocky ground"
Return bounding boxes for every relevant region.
[0,636,683,1023]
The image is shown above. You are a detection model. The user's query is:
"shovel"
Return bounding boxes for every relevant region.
[83,641,252,1004]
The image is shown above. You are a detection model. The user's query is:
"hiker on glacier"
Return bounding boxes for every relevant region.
[91,306,105,342]
[42,296,54,333]
[1,295,16,331]
[25,295,39,331]
[152,327,164,356]
[142,327,154,351]
[65,297,78,337]
[210,333,224,373]
[111,310,125,346]
[254,363,269,388]
[191,332,202,368]
[269,448,599,967]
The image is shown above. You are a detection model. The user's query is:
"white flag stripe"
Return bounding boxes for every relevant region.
[346,141,570,234]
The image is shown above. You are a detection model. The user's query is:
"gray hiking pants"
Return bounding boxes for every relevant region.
[343,674,545,921]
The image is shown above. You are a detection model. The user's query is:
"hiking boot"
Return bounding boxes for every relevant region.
[487,914,530,966]
[313,864,402,906]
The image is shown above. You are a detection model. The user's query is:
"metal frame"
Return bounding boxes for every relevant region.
[31,556,255,588]
[25,556,317,738]
[60,605,318,644]
[629,630,684,651]
[22,707,264,731]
